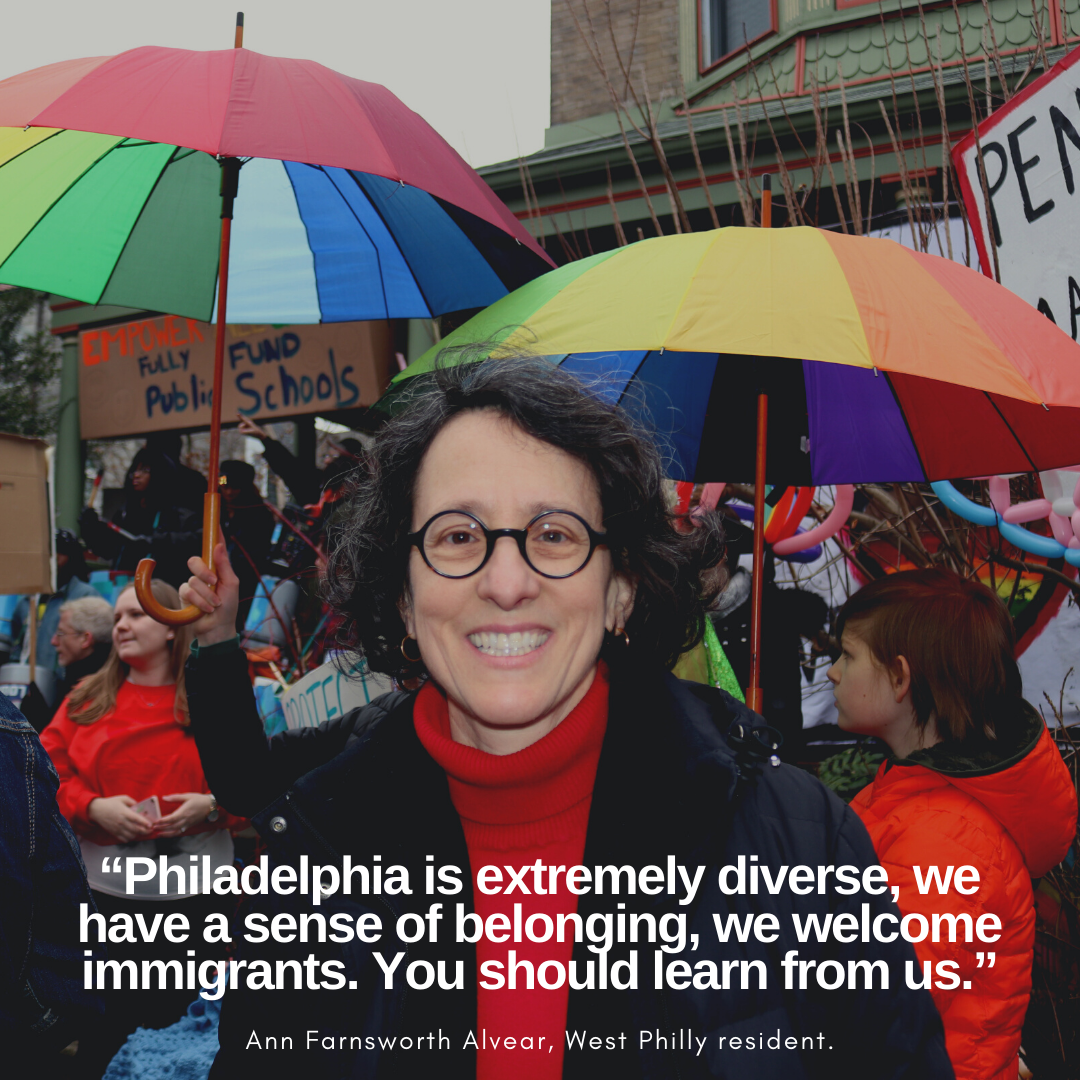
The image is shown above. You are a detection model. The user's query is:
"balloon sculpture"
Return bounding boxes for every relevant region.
[931,468,1080,569]
[676,481,855,562]
[679,471,1080,569]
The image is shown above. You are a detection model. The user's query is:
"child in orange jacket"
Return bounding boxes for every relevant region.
[828,569,1076,1080]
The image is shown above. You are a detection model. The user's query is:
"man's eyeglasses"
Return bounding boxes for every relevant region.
[407,510,607,580]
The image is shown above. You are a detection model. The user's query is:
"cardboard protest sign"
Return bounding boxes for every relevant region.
[953,45,1080,333]
[0,433,52,594]
[78,316,394,439]
[279,655,393,731]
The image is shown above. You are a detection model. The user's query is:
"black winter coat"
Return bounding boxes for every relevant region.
[187,645,952,1080]
[81,500,201,587]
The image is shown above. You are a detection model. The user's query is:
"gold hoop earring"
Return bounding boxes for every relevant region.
[400,635,423,664]
[613,627,630,647]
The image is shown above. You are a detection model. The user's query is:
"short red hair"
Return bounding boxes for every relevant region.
[836,569,1021,744]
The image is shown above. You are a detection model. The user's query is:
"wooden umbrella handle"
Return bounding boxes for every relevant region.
[138,147,238,627]
[134,493,220,626]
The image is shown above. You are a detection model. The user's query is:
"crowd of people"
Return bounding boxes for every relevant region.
[72,420,359,607]
[1,357,1076,1080]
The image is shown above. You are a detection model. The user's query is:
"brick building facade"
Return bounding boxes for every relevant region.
[550,0,681,125]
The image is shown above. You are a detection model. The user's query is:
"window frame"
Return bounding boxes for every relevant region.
[697,0,779,75]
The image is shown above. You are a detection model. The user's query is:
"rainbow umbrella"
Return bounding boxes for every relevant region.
[396,227,1080,482]
[0,46,551,323]
[392,226,1080,709]
[0,21,553,625]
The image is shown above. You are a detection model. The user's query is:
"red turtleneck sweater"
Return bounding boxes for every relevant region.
[413,664,609,1080]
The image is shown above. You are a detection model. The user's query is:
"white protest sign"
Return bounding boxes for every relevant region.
[280,655,393,731]
[954,45,1080,333]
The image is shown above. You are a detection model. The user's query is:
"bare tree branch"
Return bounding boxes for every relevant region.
[722,104,755,225]
[979,0,1011,100]
[605,159,629,245]
[762,42,820,215]
[679,68,721,229]
[746,50,806,225]
[640,66,693,231]
[563,0,665,234]
[953,0,1003,281]
[924,17,955,260]
[878,1,924,247]
[855,122,877,235]
[879,100,921,247]
[810,71,850,232]
[1029,0,1050,72]
[837,65,863,233]
[897,4,943,253]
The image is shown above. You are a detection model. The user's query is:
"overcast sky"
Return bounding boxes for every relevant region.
[0,0,551,168]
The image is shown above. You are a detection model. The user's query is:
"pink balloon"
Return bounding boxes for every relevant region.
[690,482,726,523]
[773,485,855,557]
[1003,499,1053,524]
[988,476,1011,516]
[1049,512,1074,546]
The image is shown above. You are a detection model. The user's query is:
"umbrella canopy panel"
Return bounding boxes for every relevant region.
[393,227,1080,483]
[0,47,547,258]
[498,350,1080,485]
[0,128,545,321]
[402,228,1080,406]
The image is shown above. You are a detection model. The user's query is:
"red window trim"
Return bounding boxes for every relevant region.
[1048,0,1066,45]
[698,0,780,76]
[835,0,886,12]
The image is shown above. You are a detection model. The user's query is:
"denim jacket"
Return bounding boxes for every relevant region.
[0,691,105,1056]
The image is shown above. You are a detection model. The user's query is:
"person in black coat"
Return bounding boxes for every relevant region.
[79,448,201,587]
[143,431,207,514]
[181,357,951,1080]
[237,414,364,506]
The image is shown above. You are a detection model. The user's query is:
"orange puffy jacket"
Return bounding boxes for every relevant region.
[851,702,1076,1080]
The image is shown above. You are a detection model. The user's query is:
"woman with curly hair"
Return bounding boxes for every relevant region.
[181,354,950,1080]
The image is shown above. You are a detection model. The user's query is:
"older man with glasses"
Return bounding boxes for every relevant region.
[50,595,114,703]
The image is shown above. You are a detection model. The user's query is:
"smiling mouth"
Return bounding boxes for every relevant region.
[468,630,550,656]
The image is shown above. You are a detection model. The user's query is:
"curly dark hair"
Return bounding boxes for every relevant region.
[324,352,725,678]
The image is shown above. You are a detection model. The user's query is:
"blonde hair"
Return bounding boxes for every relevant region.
[67,580,194,726]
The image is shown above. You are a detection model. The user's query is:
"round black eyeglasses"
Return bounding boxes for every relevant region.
[407,510,608,579]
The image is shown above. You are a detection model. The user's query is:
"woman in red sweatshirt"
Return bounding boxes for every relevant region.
[829,569,1077,1080]
[41,579,244,1070]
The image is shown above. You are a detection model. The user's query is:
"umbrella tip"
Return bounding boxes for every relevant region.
[234,12,244,48]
